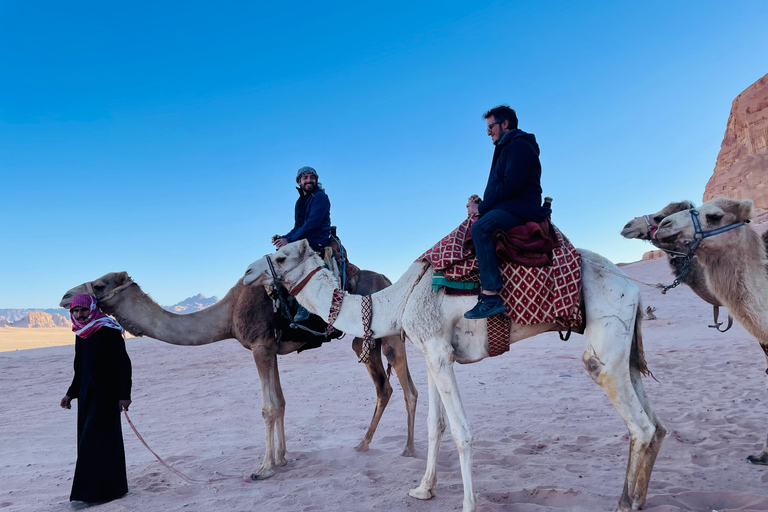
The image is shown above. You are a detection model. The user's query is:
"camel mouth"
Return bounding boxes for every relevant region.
[654,232,681,246]
[621,226,649,240]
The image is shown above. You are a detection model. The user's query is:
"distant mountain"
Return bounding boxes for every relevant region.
[163,294,219,314]
[0,308,69,323]
[0,293,219,324]
[11,311,71,328]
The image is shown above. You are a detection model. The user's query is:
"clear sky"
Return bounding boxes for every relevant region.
[1,1,767,308]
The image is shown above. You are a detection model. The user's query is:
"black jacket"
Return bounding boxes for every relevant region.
[478,129,548,222]
[283,186,332,250]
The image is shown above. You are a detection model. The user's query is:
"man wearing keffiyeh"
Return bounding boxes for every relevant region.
[59,294,133,503]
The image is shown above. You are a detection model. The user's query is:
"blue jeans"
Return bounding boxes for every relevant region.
[471,209,524,292]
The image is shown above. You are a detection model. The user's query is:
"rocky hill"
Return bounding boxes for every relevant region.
[164,294,219,314]
[703,72,768,209]
[0,308,69,323]
[10,311,71,328]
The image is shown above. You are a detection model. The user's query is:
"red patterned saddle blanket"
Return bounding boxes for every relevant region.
[418,218,583,356]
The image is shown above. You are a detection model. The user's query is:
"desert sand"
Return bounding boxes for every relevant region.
[3,255,768,511]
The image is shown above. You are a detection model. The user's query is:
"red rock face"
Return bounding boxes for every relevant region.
[703,72,768,209]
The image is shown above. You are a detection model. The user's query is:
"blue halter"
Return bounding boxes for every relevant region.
[689,208,747,241]
[657,208,747,294]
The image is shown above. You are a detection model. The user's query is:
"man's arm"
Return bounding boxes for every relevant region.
[283,193,330,243]
[64,337,81,400]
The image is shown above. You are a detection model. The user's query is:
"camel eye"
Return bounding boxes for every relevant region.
[653,216,664,223]
[275,256,286,265]
[706,214,723,224]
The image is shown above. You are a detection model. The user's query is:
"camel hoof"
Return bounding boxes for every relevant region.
[400,447,415,457]
[248,468,275,481]
[355,442,370,452]
[275,457,287,467]
[747,453,768,465]
[408,487,435,500]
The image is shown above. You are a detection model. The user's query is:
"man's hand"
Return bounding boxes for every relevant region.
[119,400,132,412]
[60,396,72,409]
[466,195,481,218]
[273,237,288,249]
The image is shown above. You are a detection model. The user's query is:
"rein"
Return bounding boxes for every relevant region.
[124,411,241,484]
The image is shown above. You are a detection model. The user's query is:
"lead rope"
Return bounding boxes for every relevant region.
[123,411,242,484]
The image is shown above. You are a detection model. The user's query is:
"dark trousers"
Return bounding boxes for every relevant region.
[471,209,524,292]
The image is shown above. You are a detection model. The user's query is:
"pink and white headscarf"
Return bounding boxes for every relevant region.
[70,294,124,339]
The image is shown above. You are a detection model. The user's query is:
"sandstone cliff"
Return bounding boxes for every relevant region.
[10,311,70,328]
[703,72,768,209]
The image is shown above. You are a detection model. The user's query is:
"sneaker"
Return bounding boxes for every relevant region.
[463,294,507,319]
[293,305,311,323]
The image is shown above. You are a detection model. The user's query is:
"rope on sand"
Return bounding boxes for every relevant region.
[124,411,243,484]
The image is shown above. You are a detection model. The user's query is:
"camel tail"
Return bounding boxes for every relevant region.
[386,363,392,379]
[630,299,653,379]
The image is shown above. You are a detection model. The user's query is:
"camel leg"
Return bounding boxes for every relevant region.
[582,336,657,511]
[747,353,768,464]
[410,340,476,512]
[353,337,393,452]
[382,334,418,457]
[629,367,665,506]
[408,369,445,501]
[747,434,768,465]
[248,343,286,481]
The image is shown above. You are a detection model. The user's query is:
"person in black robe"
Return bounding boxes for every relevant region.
[60,294,132,503]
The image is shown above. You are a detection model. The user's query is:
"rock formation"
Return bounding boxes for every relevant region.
[11,311,60,328]
[703,72,768,209]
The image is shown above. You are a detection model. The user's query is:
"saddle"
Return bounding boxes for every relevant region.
[328,226,360,292]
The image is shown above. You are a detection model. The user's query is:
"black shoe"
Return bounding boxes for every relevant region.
[463,294,506,319]
[293,305,311,323]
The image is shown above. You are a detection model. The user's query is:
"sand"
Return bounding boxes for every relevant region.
[3,255,768,512]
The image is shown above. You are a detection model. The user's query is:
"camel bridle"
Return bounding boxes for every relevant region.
[656,208,747,295]
[85,279,136,303]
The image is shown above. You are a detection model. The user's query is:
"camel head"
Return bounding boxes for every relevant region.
[243,239,324,291]
[654,197,754,252]
[620,200,696,240]
[60,271,134,311]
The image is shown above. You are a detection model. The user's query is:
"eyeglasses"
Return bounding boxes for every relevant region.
[486,122,501,134]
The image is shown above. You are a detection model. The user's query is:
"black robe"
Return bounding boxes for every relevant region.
[66,326,132,502]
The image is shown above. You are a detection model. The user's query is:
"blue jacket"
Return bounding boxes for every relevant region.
[283,186,332,250]
[478,129,549,222]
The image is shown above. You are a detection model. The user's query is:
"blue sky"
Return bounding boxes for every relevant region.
[1,1,767,308]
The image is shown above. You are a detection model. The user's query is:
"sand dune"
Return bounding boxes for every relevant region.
[2,256,768,511]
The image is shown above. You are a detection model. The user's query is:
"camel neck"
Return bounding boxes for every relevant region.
[295,263,427,339]
[103,283,235,345]
[701,230,768,344]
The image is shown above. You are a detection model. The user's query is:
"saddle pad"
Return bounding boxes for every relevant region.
[419,217,582,329]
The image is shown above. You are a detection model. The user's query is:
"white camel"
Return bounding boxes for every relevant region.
[655,197,768,464]
[243,239,664,512]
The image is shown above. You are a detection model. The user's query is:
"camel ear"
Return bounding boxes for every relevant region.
[737,199,754,221]
[297,239,310,259]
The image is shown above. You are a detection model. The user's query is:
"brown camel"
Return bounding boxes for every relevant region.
[60,270,418,481]
[655,197,768,464]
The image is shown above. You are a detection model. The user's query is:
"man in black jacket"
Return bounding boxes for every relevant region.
[272,166,332,251]
[272,166,332,321]
[464,105,550,319]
